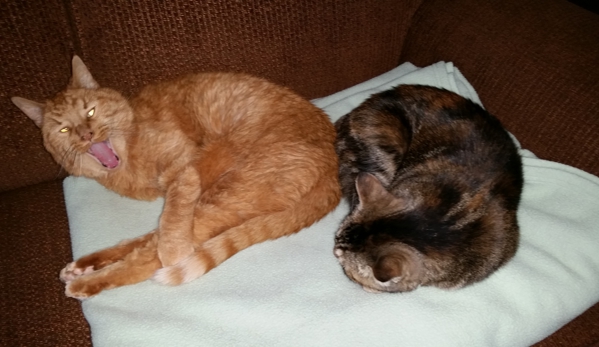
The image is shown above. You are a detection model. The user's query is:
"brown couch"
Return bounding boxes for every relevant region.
[1,0,598,345]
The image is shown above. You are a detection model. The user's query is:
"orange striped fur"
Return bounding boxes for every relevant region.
[13,56,340,299]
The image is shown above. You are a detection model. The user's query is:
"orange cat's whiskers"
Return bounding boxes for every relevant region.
[54,165,66,180]
[102,121,132,138]
[59,144,78,168]
[94,126,108,139]
[78,151,84,176]
[108,129,134,137]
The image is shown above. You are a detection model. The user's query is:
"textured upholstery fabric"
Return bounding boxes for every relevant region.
[67,0,423,99]
[1,0,597,345]
[0,181,91,346]
[537,304,599,347]
[402,0,599,177]
[0,0,73,192]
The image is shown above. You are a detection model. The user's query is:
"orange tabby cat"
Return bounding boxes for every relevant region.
[12,56,340,299]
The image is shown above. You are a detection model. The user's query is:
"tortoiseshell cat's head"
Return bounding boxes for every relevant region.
[12,56,131,178]
[334,172,428,293]
[333,85,523,293]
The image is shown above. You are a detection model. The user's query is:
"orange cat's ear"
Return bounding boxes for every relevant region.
[70,55,99,89]
[355,172,403,211]
[11,96,45,128]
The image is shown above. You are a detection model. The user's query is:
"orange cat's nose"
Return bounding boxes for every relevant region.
[76,125,94,141]
[81,131,93,141]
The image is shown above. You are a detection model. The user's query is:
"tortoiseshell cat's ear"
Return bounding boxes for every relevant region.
[355,173,403,212]
[11,96,45,127]
[70,55,99,89]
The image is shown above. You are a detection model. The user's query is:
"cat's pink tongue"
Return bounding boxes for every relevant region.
[90,142,119,169]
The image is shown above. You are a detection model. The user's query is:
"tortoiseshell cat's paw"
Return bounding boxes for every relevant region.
[157,240,194,267]
[60,262,95,283]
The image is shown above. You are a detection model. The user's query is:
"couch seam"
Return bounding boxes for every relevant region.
[61,0,83,57]
[398,0,430,65]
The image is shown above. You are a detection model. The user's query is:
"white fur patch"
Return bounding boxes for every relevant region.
[153,254,207,285]
[357,263,371,278]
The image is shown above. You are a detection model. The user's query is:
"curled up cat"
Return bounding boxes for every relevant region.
[12,56,341,299]
[333,85,523,293]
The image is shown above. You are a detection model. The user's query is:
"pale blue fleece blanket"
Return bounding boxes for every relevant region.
[63,62,599,346]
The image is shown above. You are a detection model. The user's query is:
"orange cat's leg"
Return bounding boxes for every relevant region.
[155,176,340,285]
[186,167,304,246]
[190,203,259,242]
[60,230,157,283]
[154,209,296,285]
[157,166,201,267]
[64,232,161,299]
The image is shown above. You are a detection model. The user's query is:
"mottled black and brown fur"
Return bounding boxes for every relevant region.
[333,85,523,293]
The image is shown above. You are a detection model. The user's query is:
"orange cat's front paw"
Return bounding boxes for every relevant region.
[157,240,194,267]
[59,262,95,283]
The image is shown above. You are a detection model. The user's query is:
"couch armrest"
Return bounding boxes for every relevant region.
[0,181,91,346]
[401,0,599,177]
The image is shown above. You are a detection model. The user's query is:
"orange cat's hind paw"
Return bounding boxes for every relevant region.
[64,278,105,300]
[59,262,95,283]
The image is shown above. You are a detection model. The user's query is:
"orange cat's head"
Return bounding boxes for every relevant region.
[12,56,132,178]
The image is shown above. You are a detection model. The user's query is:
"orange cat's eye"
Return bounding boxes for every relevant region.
[87,107,95,118]
[59,127,70,133]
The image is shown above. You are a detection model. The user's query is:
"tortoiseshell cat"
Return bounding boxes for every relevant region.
[333,85,523,293]
[12,56,340,299]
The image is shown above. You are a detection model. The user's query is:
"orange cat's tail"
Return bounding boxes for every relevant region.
[153,190,339,285]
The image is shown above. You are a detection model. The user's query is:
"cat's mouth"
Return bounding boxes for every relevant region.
[87,140,120,169]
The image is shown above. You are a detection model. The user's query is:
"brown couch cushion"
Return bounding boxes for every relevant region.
[401,0,599,177]
[0,0,75,192]
[68,0,424,99]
